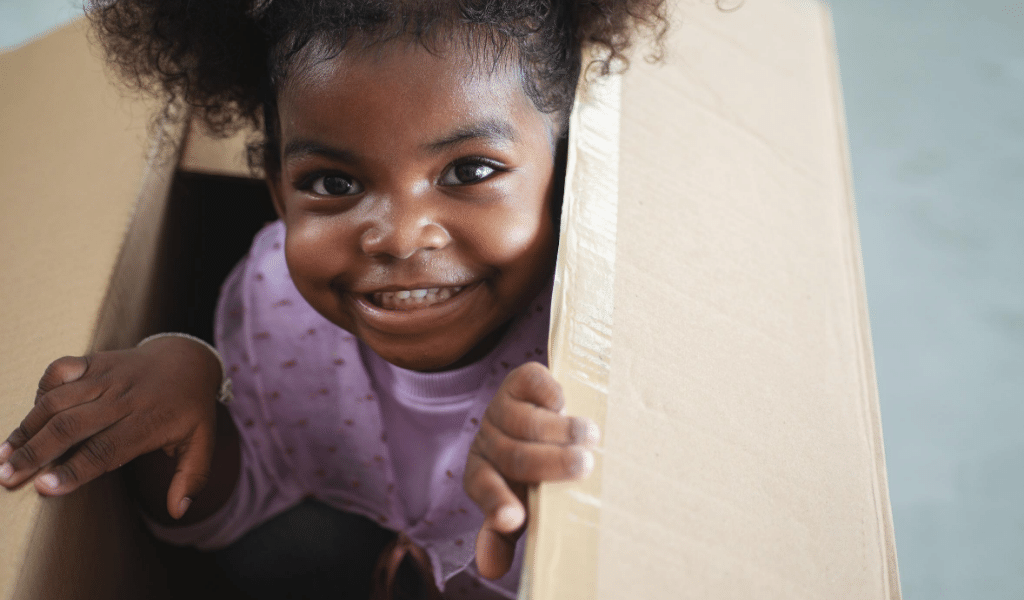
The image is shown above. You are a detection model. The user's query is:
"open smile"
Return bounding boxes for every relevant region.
[349,281,485,335]
[369,285,466,310]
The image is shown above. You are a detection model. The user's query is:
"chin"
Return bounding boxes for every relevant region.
[369,321,512,372]
[367,338,476,373]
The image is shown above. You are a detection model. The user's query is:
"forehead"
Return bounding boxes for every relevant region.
[277,40,554,149]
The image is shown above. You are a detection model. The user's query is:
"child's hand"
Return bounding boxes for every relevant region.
[0,336,223,519]
[463,362,600,580]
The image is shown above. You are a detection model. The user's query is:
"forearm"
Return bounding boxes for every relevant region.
[127,401,241,527]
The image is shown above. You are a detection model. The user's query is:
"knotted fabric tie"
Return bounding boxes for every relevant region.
[370,531,444,600]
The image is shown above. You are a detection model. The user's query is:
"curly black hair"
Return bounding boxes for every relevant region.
[88,0,667,175]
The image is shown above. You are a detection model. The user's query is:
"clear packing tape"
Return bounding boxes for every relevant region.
[519,59,622,600]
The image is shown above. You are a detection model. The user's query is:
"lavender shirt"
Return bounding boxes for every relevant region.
[147,221,549,599]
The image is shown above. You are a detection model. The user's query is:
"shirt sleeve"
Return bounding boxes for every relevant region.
[144,243,305,550]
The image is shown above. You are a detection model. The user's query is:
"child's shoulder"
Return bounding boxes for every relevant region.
[240,220,292,297]
[248,219,286,265]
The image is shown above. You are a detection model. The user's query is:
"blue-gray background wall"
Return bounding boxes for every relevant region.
[2,0,1021,597]
[827,1,1023,598]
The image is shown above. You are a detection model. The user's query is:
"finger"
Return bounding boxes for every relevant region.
[0,400,123,489]
[464,445,526,581]
[487,395,600,447]
[32,421,138,496]
[165,427,215,519]
[36,356,90,400]
[7,379,106,451]
[499,362,565,412]
[476,523,520,580]
[476,418,595,483]
[463,446,526,533]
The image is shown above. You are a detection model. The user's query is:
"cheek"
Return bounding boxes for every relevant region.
[464,198,555,267]
[486,210,557,314]
[283,218,351,285]
[469,169,557,266]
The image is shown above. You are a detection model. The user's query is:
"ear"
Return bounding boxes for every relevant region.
[265,174,287,220]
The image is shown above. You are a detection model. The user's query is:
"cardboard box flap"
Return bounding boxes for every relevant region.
[525,1,901,598]
[0,18,185,599]
[179,119,256,179]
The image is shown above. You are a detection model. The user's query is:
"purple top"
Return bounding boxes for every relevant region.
[147,221,549,599]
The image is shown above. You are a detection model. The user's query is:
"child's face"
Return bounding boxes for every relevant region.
[268,41,559,372]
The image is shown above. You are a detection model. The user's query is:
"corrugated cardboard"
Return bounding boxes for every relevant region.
[0,18,183,600]
[0,2,899,598]
[525,1,900,598]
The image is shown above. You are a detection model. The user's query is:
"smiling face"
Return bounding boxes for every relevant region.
[268,40,560,371]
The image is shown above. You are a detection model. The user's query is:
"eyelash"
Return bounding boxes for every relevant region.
[294,157,507,198]
[294,171,360,197]
[441,157,507,186]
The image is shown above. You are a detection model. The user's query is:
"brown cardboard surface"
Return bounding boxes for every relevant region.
[526,1,901,598]
[0,19,177,599]
[179,119,254,179]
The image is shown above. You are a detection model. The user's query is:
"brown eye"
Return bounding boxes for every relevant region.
[312,175,362,196]
[439,161,498,186]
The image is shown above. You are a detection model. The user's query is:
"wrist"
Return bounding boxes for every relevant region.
[137,333,233,405]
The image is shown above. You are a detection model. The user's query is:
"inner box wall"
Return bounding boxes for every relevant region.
[141,171,277,599]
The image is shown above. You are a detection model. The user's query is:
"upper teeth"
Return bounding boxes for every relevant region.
[372,286,465,310]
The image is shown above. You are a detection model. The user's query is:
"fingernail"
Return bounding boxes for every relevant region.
[37,473,60,491]
[570,418,602,447]
[0,462,13,482]
[178,497,192,518]
[495,504,525,532]
[0,442,11,463]
[574,449,595,478]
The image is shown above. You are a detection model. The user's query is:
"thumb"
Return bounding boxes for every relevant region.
[475,522,521,580]
[165,428,215,520]
[475,492,527,580]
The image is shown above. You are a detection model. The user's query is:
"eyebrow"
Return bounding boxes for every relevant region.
[282,140,360,165]
[424,119,517,153]
[281,118,519,165]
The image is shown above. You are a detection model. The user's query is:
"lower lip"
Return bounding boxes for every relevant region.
[349,281,484,335]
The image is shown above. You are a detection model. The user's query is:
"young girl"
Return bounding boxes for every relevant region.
[0,1,664,598]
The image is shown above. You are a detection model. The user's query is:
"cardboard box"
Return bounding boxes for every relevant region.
[0,19,274,599]
[1,18,170,599]
[524,2,901,598]
[0,1,900,598]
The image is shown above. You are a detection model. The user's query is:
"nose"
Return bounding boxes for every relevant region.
[359,196,452,260]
